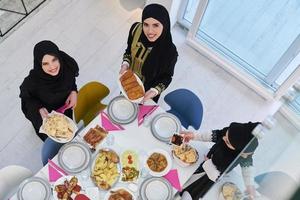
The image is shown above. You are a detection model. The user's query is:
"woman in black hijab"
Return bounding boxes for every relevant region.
[179,122,260,199]
[20,40,79,141]
[120,3,178,103]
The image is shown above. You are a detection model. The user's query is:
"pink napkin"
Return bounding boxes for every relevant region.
[48,159,68,182]
[138,105,158,126]
[101,112,124,131]
[56,104,69,114]
[163,169,182,191]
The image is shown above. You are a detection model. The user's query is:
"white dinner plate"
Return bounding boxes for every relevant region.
[52,176,82,200]
[58,141,91,174]
[150,113,181,143]
[118,70,145,103]
[107,95,138,124]
[145,148,172,177]
[104,187,136,200]
[17,177,51,200]
[139,177,173,200]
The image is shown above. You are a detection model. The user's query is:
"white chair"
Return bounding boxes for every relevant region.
[0,165,33,200]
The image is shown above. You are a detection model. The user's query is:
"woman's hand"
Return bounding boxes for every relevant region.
[245,185,256,200]
[180,131,195,142]
[65,91,77,109]
[141,90,157,103]
[39,107,49,119]
[119,63,129,75]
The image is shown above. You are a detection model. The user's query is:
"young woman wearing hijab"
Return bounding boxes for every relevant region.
[119,3,178,103]
[178,122,260,200]
[20,40,79,142]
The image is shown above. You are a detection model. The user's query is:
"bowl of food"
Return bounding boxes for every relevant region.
[104,187,135,200]
[221,182,243,200]
[145,149,172,177]
[172,144,199,167]
[91,148,120,190]
[39,111,77,143]
[53,176,82,200]
[120,150,140,182]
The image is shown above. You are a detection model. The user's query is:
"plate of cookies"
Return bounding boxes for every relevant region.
[118,70,145,103]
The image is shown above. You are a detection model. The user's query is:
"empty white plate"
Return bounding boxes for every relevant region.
[139,177,172,200]
[145,180,169,200]
[18,177,51,200]
[107,95,138,124]
[150,113,181,143]
[58,142,91,174]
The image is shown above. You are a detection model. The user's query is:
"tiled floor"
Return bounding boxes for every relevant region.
[0,0,281,173]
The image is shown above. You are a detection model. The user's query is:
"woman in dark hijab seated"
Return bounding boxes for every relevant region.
[120,3,178,103]
[179,122,260,200]
[20,40,79,142]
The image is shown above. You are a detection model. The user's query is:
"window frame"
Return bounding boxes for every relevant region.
[183,0,300,100]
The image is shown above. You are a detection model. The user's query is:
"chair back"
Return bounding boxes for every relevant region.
[164,89,203,130]
[0,165,32,199]
[74,81,110,126]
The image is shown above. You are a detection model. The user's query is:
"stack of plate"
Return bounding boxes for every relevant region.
[139,177,173,200]
[17,177,51,200]
[58,142,91,174]
[150,113,181,143]
[107,95,138,124]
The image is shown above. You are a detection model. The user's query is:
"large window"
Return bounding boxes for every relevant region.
[181,0,300,99]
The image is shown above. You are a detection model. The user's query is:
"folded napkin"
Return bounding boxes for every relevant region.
[100,112,124,131]
[163,169,182,191]
[138,105,158,126]
[48,159,68,182]
[56,104,69,114]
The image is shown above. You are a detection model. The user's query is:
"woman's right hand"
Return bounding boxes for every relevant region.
[180,131,195,142]
[39,107,49,119]
[119,63,129,75]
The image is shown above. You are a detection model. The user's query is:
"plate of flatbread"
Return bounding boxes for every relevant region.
[39,111,77,143]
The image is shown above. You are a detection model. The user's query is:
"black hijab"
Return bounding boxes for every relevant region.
[140,4,177,81]
[32,40,78,86]
[208,122,260,172]
[20,40,79,111]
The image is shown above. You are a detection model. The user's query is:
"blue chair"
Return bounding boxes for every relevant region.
[41,138,64,166]
[164,89,203,130]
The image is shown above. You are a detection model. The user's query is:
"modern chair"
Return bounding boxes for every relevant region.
[255,171,297,200]
[164,89,203,130]
[0,165,32,199]
[41,137,64,166]
[74,81,110,127]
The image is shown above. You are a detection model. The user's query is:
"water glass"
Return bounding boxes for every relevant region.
[106,134,115,146]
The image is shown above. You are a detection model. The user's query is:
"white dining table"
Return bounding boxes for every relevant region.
[10,100,208,200]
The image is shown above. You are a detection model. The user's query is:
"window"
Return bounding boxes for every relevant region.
[182,0,300,99]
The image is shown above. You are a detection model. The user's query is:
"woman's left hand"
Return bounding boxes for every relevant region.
[65,91,77,109]
[141,90,157,103]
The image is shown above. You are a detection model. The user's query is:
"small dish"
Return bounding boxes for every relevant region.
[107,95,138,125]
[145,148,172,177]
[104,187,136,200]
[150,113,181,143]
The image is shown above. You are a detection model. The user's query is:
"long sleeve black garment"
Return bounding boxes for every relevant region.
[123,22,178,95]
[20,41,79,141]
[20,70,77,140]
